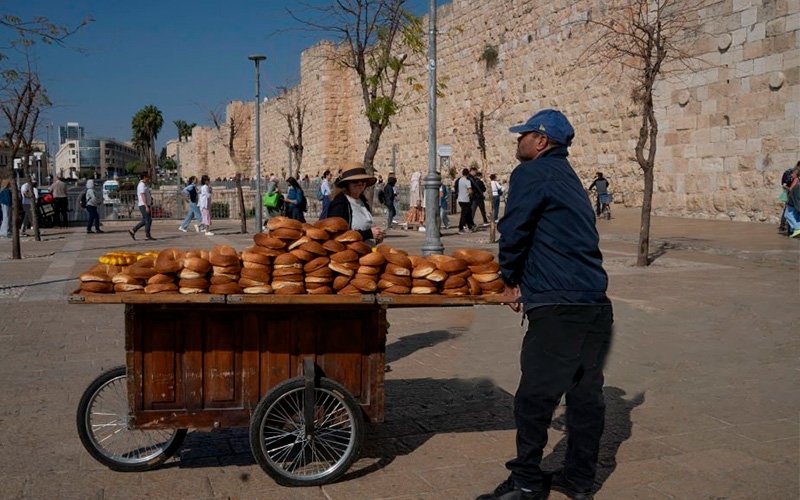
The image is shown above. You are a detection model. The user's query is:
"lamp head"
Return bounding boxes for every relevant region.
[248,54,266,62]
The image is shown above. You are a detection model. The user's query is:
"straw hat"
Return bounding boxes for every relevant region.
[335,162,377,187]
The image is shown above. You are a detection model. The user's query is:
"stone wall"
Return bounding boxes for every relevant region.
[170,0,799,222]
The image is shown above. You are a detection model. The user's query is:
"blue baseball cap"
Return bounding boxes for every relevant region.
[509,108,574,146]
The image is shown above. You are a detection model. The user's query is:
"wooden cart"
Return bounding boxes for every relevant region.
[70,292,506,486]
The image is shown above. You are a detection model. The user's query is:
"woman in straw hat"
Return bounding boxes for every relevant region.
[327,162,385,243]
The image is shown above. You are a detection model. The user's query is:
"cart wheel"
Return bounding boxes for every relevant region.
[76,366,187,472]
[249,377,364,486]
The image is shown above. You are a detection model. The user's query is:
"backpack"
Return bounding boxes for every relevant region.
[297,189,308,213]
[782,168,794,187]
[316,183,325,201]
[377,187,386,205]
[79,190,88,209]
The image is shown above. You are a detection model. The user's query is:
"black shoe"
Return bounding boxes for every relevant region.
[87,230,94,234]
[128,229,136,240]
[145,236,156,240]
[95,229,104,233]
[548,471,593,500]
[476,477,546,500]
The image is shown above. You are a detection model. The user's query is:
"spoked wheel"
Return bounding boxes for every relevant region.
[76,366,187,472]
[249,377,364,486]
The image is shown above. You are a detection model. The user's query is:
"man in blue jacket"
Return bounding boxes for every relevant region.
[478,109,613,500]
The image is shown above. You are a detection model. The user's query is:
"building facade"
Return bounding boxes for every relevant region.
[55,138,141,180]
[58,122,84,145]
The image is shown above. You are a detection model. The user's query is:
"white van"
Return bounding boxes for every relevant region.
[102,180,120,205]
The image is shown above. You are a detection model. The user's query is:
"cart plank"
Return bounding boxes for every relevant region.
[69,292,226,304]
[376,294,511,307]
[226,294,376,305]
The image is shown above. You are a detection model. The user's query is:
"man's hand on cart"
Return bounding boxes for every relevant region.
[499,284,521,312]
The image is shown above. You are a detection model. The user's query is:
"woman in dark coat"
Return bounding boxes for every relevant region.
[327,163,385,244]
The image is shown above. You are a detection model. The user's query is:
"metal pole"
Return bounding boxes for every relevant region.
[176,141,181,218]
[391,144,397,176]
[422,0,443,256]
[249,54,266,232]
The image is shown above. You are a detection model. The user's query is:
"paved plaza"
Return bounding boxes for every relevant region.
[0,208,797,499]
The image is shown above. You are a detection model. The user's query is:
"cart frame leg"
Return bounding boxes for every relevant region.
[303,357,316,436]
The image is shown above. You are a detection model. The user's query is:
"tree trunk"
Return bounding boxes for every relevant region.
[235,173,247,233]
[362,123,384,175]
[637,166,654,266]
[10,177,21,259]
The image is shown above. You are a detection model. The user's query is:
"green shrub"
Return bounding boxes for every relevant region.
[211,202,229,218]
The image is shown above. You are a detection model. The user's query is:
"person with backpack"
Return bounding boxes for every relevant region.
[84,179,103,234]
[178,176,202,233]
[439,177,450,230]
[383,176,397,229]
[0,178,12,237]
[779,165,796,234]
[327,163,385,243]
[490,173,504,223]
[318,170,333,219]
[470,168,489,225]
[198,174,214,235]
[284,176,307,223]
[783,165,800,239]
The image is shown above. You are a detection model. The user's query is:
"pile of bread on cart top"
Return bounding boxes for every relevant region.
[78,216,506,296]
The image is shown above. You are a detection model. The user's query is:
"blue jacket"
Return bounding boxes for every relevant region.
[498,146,608,308]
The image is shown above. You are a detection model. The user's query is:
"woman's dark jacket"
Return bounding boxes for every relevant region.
[327,191,373,241]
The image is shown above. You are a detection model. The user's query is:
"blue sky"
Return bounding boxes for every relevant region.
[3,0,441,153]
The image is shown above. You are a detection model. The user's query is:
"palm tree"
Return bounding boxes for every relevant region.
[131,105,163,180]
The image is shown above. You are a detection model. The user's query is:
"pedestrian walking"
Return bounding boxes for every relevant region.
[199,175,214,235]
[178,176,202,233]
[20,178,36,235]
[470,168,489,225]
[478,109,612,500]
[319,170,333,219]
[84,179,103,234]
[284,176,307,223]
[439,179,450,230]
[0,178,11,237]
[783,166,800,238]
[51,177,69,228]
[383,176,397,229]
[128,173,154,241]
[456,168,476,233]
[588,172,611,216]
[263,174,282,225]
[489,173,504,223]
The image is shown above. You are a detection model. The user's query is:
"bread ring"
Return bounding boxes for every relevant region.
[381,284,410,295]
[357,265,381,275]
[80,271,112,283]
[303,256,330,273]
[337,284,362,295]
[212,265,241,275]
[442,285,469,296]
[272,267,302,278]
[305,275,333,284]
[253,233,286,249]
[411,286,437,295]
[359,252,385,266]
[112,273,143,285]
[178,278,210,289]
[384,263,411,276]
[353,273,379,283]
[114,283,144,293]
[328,262,355,276]
[428,255,468,273]
[330,249,359,263]
[183,256,211,274]
[148,273,175,285]
[467,276,482,296]
[412,278,437,288]
[145,283,178,294]
[378,275,412,288]
[273,283,305,295]
[243,285,273,294]
[179,287,206,294]
[274,253,301,267]
[208,283,243,294]
[289,248,316,262]
[480,279,506,293]
[443,276,467,289]
[335,230,363,243]
[469,261,500,274]
[322,239,346,254]
[271,227,304,241]
[299,241,327,256]
[239,277,270,288]
[472,272,501,283]
[350,277,377,292]
[307,285,333,295]
[209,245,240,267]
[314,217,350,233]
[210,275,236,285]
[155,248,184,274]
[411,259,436,278]
[451,248,495,266]
[271,273,303,283]
[376,245,408,256]
[426,269,448,282]
[288,236,311,251]
[242,261,271,271]
[81,281,114,293]
[266,216,304,232]
[240,267,271,282]
[384,252,412,269]
[304,227,330,241]
[307,266,333,279]
[127,258,156,280]
[332,275,351,291]
[241,250,271,266]
[450,268,472,280]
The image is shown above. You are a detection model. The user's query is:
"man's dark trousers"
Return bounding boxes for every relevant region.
[507,304,614,492]
[458,201,474,231]
[472,196,488,224]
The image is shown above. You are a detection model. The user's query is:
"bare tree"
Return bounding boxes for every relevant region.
[580,0,709,266]
[226,105,251,233]
[289,0,425,173]
[1,67,48,257]
[276,87,307,178]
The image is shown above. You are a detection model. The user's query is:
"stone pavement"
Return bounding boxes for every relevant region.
[0,209,797,499]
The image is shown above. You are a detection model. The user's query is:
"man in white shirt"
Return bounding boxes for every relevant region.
[319,170,332,219]
[20,179,37,235]
[129,173,154,240]
[456,168,476,232]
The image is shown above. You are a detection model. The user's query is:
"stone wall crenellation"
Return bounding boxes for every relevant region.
[169,0,798,223]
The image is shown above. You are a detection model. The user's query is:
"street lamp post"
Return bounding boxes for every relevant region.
[422,0,443,256]
[249,54,267,232]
